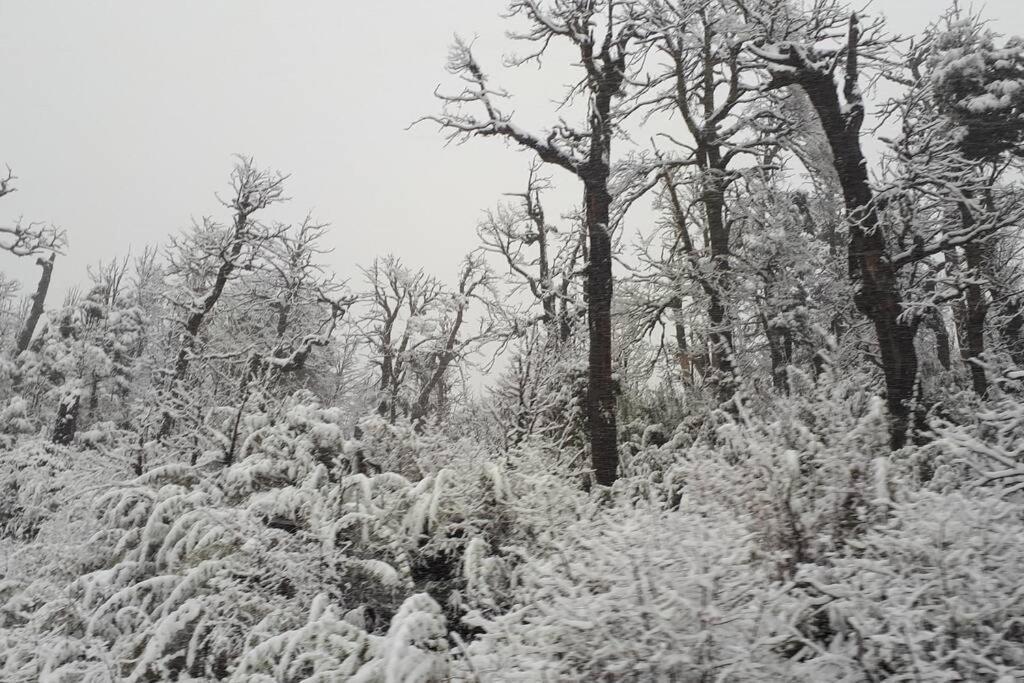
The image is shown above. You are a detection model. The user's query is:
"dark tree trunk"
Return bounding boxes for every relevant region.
[763,313,792,392]
[797,64,918,449]
[998,295,1024,368]
[673,312,692,383]
[578,45,624,487]
[14,253,55,356]
[953,199,990,395]
[702,168,736,405]
[52,389,80,446]
[961,240,989,395]
[440,28,627,484]
[929,310,952,371]
[582,174,617,487]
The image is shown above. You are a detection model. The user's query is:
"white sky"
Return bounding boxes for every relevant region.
[1,1,1021,297]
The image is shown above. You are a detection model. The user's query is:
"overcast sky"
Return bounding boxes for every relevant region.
[1,1,1020,296]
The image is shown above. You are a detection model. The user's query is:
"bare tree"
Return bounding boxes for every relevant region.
[157,157,287,439]
[234,218,355,380]
[0,167,66,258]
[920,11,1024,392]
[637,0,790,402]
[752,14,923,448]
[488,324,588,459]
[411,255,495,423]
[360,255,494,428]
[1,166,66,357]
[424,0,643,485]
[477,164,586,344]
[362,256,445,423]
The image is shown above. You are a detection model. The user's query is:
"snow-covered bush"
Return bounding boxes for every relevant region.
[485,331,589,468]
[462,502,791,681]
[0,396,37,447]
[658,365,892,578]
[782,490,1024,681]
[0,396,444,679]
[0,441,81,542]
[927,377,1024,498]
[0,393,587,680]
[929,19,1024,160]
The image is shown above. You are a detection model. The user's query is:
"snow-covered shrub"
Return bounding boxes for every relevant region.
[927,378,1024,498]
[663,365,892,578]
[351,414,439,479]
[0,441,74,541]
[462,501,791,681]
[0,397,424,678]
[782,490,1024,681]
[485,332,588,467]
[2,583,451,682]
[0,393,586,680]
[0,396,38,447]
[11,291,145,442]
[219,591,449,682]
[929,19,1024,161]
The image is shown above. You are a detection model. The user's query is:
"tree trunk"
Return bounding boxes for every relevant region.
[439,32,626,483]
[702,169,736,404]
[762,313,791,392]
[663,168,731,392]
[929,310,952,371]
[799,70,918,449]
[411,323,463,425]
[14,253,55,356]
[997,295,1024,368]
[535,210,559,335]
[948,239,989,394]
[52,387,80,446]
[961,240,989,395]
[673,311,691,383]
[582,175,618,486]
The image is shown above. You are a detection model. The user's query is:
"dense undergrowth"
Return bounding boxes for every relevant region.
[2,369,1023,682]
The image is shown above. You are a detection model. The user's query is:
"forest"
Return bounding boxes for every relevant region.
[2,0,1024,680]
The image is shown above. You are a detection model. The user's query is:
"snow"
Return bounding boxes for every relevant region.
[3,7,1024,681]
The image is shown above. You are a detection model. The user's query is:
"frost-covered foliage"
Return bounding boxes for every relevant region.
[630,364,890,578]
[11,292,144,436]
[486,329,588,462]
[0,394,586,680]
[5,378,1024,680]
[0,396,37,447]
[0,442,74,541]
[927,375,1024,499]
[5,2,1024,679]
[782,490,1024,681]
[928,17,1024,160]
[462,503,792,681]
